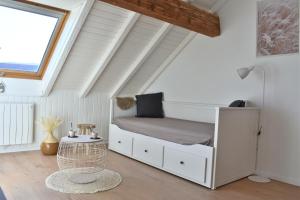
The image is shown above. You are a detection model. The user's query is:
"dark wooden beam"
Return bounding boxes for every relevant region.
[99,0,220,37]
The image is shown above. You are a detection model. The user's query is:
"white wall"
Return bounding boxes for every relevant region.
[147,0,300,186]
[0,90,110,153]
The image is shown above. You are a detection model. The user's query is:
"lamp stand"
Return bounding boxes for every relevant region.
[248,175,271,183]
[247,67,271,183]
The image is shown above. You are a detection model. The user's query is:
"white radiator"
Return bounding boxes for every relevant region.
[0,103,34,145]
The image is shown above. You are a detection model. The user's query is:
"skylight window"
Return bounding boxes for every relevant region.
[0,0,69,79]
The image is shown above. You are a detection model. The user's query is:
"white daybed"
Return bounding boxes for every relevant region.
[109,100,260,189]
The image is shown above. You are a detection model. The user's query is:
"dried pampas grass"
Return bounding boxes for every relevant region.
[37,116,63,133]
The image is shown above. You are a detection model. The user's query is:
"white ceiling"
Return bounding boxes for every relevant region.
[190,0,219,10]
[33,0,219,11]
[31,0,85,10]
[54,2,131,91]
[49,0,222,97]
[33,0,219,10]
[53,1,191,97]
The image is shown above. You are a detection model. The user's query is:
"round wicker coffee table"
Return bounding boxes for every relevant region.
[57,135,107,184]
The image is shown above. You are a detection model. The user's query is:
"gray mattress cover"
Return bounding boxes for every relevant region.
[113,117,214,145]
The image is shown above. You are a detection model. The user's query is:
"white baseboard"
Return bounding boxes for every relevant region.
[0,140,109,154]
[256,170,300,187]
[0,145,40,154]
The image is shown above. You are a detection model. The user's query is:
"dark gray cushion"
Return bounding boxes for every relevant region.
[229,100,246,107]
[135,92,164,118]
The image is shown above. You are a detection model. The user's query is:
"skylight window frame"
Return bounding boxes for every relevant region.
[0,0,69,80]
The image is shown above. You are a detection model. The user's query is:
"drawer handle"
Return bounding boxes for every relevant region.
[118,141,122,144]
[180,161,185,165]
[144,149,148,153]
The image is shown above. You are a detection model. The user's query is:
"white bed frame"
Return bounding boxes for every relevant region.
[109,100,260,189]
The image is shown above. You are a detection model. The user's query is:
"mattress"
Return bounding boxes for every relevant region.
[113,117,214,145]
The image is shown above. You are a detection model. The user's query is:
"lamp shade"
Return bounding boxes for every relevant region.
[237,66,255,79]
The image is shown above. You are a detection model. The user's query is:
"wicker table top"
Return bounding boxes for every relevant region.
[61,135,103,143]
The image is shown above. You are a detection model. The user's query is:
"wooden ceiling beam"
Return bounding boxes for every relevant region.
[99,0,220,37]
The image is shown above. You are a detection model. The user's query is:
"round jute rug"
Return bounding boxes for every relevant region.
[45,169,122,194]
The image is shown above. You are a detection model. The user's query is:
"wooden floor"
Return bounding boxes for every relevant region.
[0,151,299,200]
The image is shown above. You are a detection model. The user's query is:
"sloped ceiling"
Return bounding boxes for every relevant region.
[119,26,190,96]
[52,0,221,97]
[91,15,171,94]
[191,0,218,10]
[54,2,131,90]
[32,0,85,10]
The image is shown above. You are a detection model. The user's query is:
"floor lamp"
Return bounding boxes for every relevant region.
[236,66,271,183]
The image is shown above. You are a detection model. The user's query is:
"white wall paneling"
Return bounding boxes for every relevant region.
[147,0,300,186]
[0,91,109,153]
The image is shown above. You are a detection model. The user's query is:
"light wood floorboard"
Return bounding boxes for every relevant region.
[0,151,299,200]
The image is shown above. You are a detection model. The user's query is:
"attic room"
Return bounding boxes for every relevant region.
[0,0,299,199]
